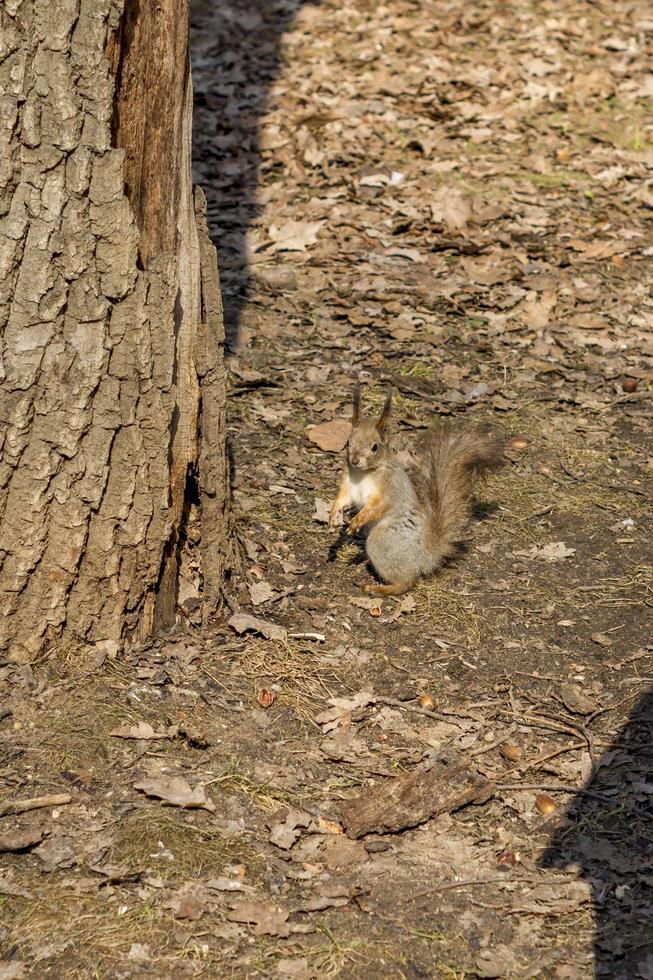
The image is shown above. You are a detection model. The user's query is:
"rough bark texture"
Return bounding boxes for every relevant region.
[340,750,496,839]
[0,0,229,657]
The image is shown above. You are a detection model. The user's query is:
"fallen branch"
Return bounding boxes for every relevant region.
[0,793,73,818]
[340,749,495,838]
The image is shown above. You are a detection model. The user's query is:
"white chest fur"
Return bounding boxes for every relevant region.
[348,470,377,510]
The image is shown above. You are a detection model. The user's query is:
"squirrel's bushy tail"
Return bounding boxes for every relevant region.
[413,423,505,570]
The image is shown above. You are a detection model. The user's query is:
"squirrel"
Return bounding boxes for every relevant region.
[329,383,505,596]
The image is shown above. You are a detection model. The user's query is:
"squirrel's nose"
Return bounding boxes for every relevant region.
[350,453,359,466]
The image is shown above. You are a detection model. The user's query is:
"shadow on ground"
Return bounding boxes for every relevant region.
[543,691,653,979]
[190,0,318,351]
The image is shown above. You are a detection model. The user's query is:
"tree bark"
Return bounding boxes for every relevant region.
[0,0,230,658]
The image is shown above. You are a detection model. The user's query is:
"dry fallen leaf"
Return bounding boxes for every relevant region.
[430,186,473,232]
[268,219,324,252]
[517,288,557,329]
[559,684,596,716]
[388,595,416,621]
[313,497,334,524]
[228,613,287,643]
[165,888,207,920]
[34,836,76,872]
[350,596,383,615]
[248,581,275,606]
[323,834,368,871]
[227,900,291,937]
[134,776,215,812]
[276,957,310,980]
[515,542,576,561]
[511,880,591,915]
[109,722,172,741]
[206,876,244,892]
[306,419,351,453]
[591,632,613,648]
[0,829,42,854]
[475,944,525,978]
[537,541,576,561]
[268,809,313,850]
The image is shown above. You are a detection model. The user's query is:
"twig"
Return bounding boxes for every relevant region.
[497,707,597,774]
[514,671,563,683]
[199,689,245,713]
[603,483,646,497]
[559,461,585,481]
[469,727,516,758]
[371,696,458,726]
[585,691,641,726]
[517,740,586,774]
[0,793,73,818]
[403,875,542,904]
[497,782,610,800]
[529,710,597,775]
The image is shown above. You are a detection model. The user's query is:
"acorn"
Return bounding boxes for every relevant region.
[507,435,530,451]
[418,693,436,711]
[535,793,557,815]
[500,744,523,763]
[622,378,638,393]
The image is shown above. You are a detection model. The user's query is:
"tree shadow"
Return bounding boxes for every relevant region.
[542,691,653,978]
[190,0,318,352]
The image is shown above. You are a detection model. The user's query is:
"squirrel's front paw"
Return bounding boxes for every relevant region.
[328,505,341,529]
[346,513,364,536]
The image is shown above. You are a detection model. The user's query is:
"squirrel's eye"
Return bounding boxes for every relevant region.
[371,443,378,453]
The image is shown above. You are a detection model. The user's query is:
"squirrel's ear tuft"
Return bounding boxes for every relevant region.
[378,385,393,433]
[352,382,362,425]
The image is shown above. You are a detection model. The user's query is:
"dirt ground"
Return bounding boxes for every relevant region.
[2,0,653,976]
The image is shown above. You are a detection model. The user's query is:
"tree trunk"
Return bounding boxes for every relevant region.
[0,0,230,658]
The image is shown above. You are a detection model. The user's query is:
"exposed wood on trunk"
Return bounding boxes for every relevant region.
[194,187,236,620]
[0,0,228,656]
[340,750,495,839]
[111,0,190,266]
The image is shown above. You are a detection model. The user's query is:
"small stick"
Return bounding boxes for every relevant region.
[469,728,516,759]
[0,793,73,818]
[497,782,609,801]
[512,740,586,774]
[370,696,452,725]
[403,874,544,904]
[529,710,597,774]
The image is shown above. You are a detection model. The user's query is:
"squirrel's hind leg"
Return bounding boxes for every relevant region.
[363,581,412,597]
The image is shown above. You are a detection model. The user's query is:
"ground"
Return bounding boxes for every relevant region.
[2,0,653,977]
